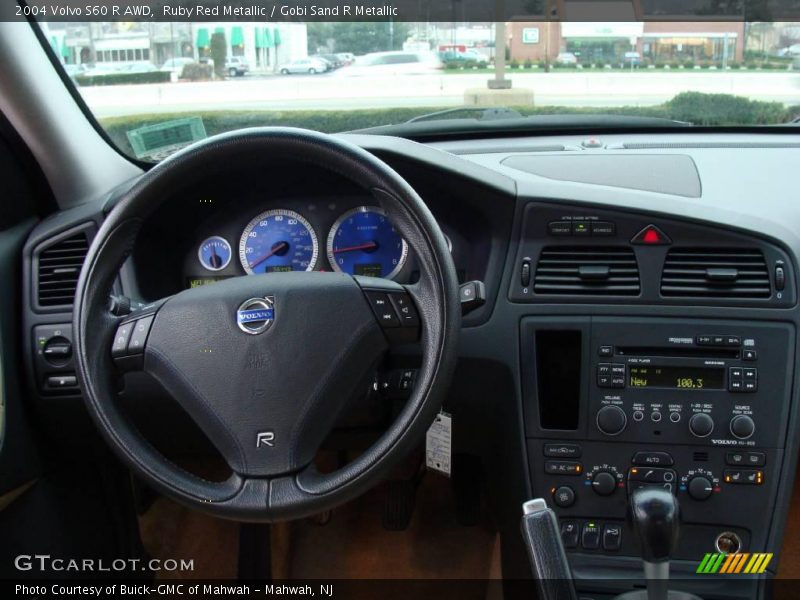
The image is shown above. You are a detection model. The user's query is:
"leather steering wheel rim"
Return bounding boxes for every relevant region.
[73,127,460,521]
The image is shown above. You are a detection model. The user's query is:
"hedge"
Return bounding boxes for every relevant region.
[98,92,800,158]
[76,71,171,86]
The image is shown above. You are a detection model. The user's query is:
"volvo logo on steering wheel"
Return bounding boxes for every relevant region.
[236,296,275,335]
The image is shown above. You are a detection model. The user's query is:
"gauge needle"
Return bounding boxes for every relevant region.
[333,241,378,254]
[250,241,289,269]
[209,247,222,269]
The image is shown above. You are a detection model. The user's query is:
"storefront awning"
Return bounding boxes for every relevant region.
[196,28,209,48]
[231,26,244,46]
[263,28,274,48]
[273,28,282,46]
[60,38,70,58]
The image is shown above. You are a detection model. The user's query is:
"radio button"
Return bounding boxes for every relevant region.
[598,345,613,357]
[743,368,757,380]
[611,376,626,389]
[598,363,612,375]
[725,336,741,346]
[651,411,662,423]
[669,412,681,423]
[598,374,612,388]
[743,349,757,361]
[689,413,715,438]
[596,406,627,436]
[712,335,726,345]
[730,415,755,440]
[632,452,674,467]
[729,379,744,392]
[744,381,758,392]
[632,410,644,422]
[696,335,713,345]
[729,367,743,379]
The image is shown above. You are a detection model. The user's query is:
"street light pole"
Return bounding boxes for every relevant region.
[488,0,511,89]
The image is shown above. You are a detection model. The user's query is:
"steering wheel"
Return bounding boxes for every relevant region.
[73,128,460,521]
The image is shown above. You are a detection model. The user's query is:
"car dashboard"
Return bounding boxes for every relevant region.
[19,129,800,599]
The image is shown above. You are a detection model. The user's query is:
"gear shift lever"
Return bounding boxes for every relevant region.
[616,487,701,600]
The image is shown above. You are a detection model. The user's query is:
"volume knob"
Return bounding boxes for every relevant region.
[689,413,714,438]
[596,405,627,436]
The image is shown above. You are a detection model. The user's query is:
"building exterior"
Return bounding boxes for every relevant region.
[509,21,745,64]
[41,22,308,71]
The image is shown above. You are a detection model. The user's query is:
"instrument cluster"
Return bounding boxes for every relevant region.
[185,198,423,288]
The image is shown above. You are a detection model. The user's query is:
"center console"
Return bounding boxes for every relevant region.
[521,317,794,561]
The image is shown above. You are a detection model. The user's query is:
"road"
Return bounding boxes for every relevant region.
[81,70,800,117]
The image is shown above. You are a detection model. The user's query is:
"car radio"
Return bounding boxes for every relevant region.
[588,318,793,448]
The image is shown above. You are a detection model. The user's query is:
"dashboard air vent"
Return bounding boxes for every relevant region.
[661,248,770,299]
[37,233,89,307]
[534,246,640,296]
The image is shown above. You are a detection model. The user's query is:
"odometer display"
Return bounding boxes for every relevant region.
[327,207,407,279]
[239,209,318,274]
[628,365,724,390]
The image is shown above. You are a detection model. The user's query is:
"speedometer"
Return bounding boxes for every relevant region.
[327,206,407,279]
[239,209,318,274]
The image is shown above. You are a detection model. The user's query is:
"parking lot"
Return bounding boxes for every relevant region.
[81,69,800,117]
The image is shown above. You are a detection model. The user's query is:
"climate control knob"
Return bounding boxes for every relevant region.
[689,413,714,438]
[687,476,714,501]
[596,405,627,436]
[730,415,755,440]
[591,471,617,496]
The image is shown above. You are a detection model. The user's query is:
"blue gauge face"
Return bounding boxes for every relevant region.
[198,236,232,271]
[239,209,318,274]
[327,207,407,279]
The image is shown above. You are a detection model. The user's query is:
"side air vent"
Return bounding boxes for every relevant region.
[36,232,90,308]
[534,246,640,296]
[661,248,770,299]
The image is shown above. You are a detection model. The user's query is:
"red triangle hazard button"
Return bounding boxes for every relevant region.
[631,225,671,245]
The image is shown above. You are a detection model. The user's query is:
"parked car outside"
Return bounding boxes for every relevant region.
[336,52,355,65]
[555,52,578,65]
[623,51,642,66]
[315,54,344,69]
[160,57,194,75]
[224,57,249,77]
[279,57,330,75]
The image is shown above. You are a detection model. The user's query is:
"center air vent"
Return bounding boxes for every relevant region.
[534,246,640,296]
[661,248,770,299]
[36,232,90,308]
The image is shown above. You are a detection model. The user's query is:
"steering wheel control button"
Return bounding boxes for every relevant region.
[388,293,420,327]
[127,316,154,354]
[632,452,674,467]
[689,412,714,438]
[602,524,622,551]
[543,443,582,458]
[365,292,400,328]
[545,461,583,476]
[553,486,576,508]
[596,405,627,436]
[111,322,134,357]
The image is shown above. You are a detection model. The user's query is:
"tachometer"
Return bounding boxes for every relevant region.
[327,206,407,279]
[239,209,318,274]
[198,236,232,271]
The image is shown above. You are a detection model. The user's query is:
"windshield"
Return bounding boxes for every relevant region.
[36,19,800,161]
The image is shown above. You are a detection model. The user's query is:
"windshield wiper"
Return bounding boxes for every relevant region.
[349,112,693,138]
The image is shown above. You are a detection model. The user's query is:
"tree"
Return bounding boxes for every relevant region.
[210,31,227,78]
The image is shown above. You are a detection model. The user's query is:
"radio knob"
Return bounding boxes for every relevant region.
[687,476,714,501]
[689,413,714,438]
[596,406,627,436]
[730,415,755,440]
[591,471,617,496]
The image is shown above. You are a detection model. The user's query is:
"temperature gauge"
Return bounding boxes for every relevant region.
[198,236,232,271]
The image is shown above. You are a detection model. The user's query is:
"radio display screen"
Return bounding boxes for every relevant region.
[628,365,725,390]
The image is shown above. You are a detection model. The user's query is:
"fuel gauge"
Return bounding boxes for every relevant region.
[198,236,232,271]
